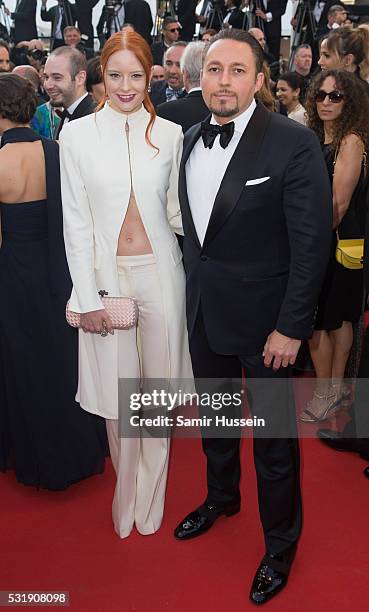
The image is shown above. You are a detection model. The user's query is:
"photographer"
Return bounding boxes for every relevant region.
[97,0,125,48]
[41,0,77,50]
[4,0,37,44]
[124,0,153,45]
[63,25,95,58]
[198,0,225,35]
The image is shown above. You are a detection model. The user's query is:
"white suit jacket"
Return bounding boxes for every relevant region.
[59,103,193,418]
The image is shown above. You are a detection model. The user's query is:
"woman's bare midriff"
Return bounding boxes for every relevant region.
[116,190,153,256]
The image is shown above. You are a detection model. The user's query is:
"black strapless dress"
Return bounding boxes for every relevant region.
[0,128,107,490]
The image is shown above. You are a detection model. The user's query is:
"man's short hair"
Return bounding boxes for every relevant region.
[13,65,41,91]
[164,41,187,59]
[296,44,312,54]
[180,41,205,87]
[86,56,102,92]
[162,17,179,30]
[0,39,9,52]
[64,26,81,36]
[0,73,37,123]
[328,5,346,17]
[50,45,87,79]
[204,29,264,74]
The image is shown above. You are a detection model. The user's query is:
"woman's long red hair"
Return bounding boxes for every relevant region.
[97,30,157,150]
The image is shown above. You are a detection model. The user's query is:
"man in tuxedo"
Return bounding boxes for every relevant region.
[151,17,181,67]
[150,41,187,107]
[292,44,313,104]
[124,0,153,45]
[254,0,288,61]
[156,42,209,133]
[174,29,332,604]
[315,3,347,38]
[4,0,37,44]
[41,0,77,50]
[223,0,245,29]
[43,46,95,137]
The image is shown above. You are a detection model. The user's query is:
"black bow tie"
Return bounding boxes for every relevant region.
[201,121,235,150]
[61,108,72,120]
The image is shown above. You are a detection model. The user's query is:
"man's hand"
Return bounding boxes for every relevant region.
[255,8,267,20]
[80,309,113,335]
[263,330,301,371]
[4,7,10,16]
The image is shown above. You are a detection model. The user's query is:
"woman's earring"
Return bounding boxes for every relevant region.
[147,85,151,93]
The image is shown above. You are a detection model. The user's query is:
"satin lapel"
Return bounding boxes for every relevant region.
[179,120,208,249]
[203,103,271,249]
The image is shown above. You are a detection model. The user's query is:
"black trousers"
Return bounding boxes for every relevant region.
[264,23,282,62]
[343,325,369,447]
[189,307,302,558]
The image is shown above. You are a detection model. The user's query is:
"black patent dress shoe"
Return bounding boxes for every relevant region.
[364,466,369,479]
[249,556,289,605]
[317,429,369,461]
[174,501,240,541]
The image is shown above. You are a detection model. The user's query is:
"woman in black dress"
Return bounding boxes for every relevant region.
[0,74,107,489]
[301,70,369,422]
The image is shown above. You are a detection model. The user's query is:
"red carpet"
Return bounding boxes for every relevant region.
[1,437,368,611]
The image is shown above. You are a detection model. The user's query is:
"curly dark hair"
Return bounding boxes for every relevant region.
[0,73,37,124]
[305,69,369,153]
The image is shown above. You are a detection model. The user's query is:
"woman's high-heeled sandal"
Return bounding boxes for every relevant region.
[300,390,341,423]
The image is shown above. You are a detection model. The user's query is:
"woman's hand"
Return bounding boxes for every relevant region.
[80,309,113,335]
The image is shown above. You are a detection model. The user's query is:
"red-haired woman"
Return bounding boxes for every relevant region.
[59,31,193,538]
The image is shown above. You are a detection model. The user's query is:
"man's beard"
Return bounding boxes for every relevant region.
[208,103,240,118]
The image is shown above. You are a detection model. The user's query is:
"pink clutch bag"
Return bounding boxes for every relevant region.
[66,294,138,330]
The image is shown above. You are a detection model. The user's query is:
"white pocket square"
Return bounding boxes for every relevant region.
[245,177,271,186]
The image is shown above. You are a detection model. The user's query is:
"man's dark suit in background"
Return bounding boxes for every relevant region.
[56,93,95,137]
[10,0,38,44]
[41,1,77,50]
[124,0,153,45]
[262,0,288,60]
[76,0,100,48]
[177,0,198,41]
[156,90,209,133]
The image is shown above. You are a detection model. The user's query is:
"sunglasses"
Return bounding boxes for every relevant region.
[315,89,345,103]
[168,28,181,33]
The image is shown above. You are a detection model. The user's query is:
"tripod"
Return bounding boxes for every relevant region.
[288,0,316,69]
[249,0,266,33]
[205,6,224,30]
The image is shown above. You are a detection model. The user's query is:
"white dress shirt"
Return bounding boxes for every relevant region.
[64,93,88,125]
[186,99,256,246]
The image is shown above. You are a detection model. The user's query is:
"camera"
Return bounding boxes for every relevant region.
[105,0,123,12]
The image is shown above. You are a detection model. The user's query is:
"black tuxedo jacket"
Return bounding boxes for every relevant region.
[124,0,153,45]
[156,90,209,133]
[151,40,166,66]
[150,80,167,107]
[177,0,198,41]
[179,103,332,355]
[11,0,38,43]
[41,1,77,42]
[262,0,288,36]
[56,94,95,138]
[225,8,245,29]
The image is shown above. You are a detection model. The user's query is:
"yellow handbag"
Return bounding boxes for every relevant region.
[333,144,366,270]
[335,238,364,269]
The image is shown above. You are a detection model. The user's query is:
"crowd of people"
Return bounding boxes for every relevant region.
[1,1,369,607]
